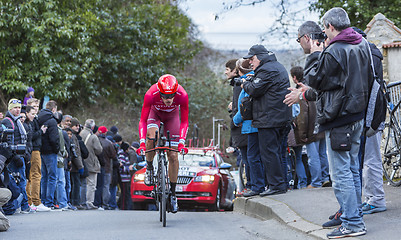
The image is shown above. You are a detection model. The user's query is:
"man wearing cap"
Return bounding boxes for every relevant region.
[1,98,31,213]
[241,45,292,196]
[95,126,116,209]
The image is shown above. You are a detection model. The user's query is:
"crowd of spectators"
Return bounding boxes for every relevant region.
[0,97,143,231]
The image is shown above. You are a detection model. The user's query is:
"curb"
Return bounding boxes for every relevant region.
[234,196,362,240]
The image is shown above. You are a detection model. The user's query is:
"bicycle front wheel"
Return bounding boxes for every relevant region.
[160,155,168,227]
[382,115,401,186]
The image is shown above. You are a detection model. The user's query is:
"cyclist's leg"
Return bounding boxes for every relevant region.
[146,108,161,167]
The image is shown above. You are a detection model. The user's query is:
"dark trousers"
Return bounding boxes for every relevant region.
[118,181,132,210]
[70,172,81,206]
[239,146,251,189]
[94,168,104,207]
[258,127,286,191]
[247,133,266,192]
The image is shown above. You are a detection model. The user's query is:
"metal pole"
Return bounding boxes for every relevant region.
[217,123,221,148]
[212,117,215,147]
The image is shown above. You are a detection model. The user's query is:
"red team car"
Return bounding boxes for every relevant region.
[131,148,237,211]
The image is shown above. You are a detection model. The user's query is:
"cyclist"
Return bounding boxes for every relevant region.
[137,74,189,213]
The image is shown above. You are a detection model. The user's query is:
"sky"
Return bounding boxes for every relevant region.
[179,0,320,51]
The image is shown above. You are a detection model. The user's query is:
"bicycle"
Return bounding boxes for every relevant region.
[145,122,180,227]
[382,80,401,186]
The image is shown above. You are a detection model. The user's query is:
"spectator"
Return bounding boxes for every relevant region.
[24,105,50,212]
[233,58,266,197]
[109,138,120,210]
[352,27,387,215]
[118,142,132,210]
[61,115,72,129]
[285,8,371,238]
[23,87,34,105]
[225,58,250,194]
[80,119,103,210]
[106,125,118,138]
[290,65,330,189]
[1,99,32,213]
[131,141,144,163]
[242,45,292,196]
[70,118,88,209]
[96,126,117,210]
[38,100,59,208]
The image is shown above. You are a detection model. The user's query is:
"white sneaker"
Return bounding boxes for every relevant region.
[30,204,37,211]
[98,207,105,211]
[35,204,51,212]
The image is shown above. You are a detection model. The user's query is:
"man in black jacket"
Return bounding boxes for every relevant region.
[38,100,60,208]
[285,8,370,239]
[242,45,292,196]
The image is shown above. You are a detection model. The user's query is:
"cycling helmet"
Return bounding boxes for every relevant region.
[157,74,178,96]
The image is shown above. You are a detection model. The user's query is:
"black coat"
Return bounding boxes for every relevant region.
[29,117,42,151]
[38,109,60,154]
[230,79,248,148]
[304,39,371,131]
[242,52,292,129]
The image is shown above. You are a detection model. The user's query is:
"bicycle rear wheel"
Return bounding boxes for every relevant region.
[382,115,401,186]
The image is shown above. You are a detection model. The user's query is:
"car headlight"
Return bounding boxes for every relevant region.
[194,175,215,183]
[134,173,145,182]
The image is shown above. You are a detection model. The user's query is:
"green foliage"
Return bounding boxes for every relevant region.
[309,0,401,29]
[0,0,201,105]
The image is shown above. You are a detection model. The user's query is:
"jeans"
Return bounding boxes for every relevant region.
[325,120,365,231]
[26,150,42,206]
[293,146,307,189]
[70,172,81,206]
[361,131,386,208]
[94,168,104,206]
[41,153,57,207]
[280,129,290,189]
[8,157,29,211]
[118,182,132,210]
[306,138,330,187]
[239,146,251,189]
[56,167,68,208]
[80,177,87,205]
[65,170,71,203]
[109,185,118,209]
[258,127,286,191]
[103,173,111,207]
[247,133,266,193]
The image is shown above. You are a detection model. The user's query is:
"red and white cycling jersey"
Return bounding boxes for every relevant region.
[138,83,189,144]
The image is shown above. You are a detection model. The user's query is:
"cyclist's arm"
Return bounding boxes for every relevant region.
[179,91,189,145]
[138,92,153,144]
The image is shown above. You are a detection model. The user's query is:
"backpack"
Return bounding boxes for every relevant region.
[365,40,387,137]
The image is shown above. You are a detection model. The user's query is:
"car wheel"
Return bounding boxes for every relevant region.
[209,184,221,211]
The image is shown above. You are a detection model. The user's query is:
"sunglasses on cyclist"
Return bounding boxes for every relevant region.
[160,92,176,99]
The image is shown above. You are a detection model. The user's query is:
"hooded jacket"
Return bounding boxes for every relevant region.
[229,76,248,148]
[38,109,60,154]
[304,27,372,131]
[242,52,292,128]
[80,127,103,174]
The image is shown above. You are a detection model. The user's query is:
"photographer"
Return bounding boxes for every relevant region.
[1,99,32,214]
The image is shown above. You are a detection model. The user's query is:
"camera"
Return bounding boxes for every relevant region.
[70,143,78,159]
[0,126,26,155]
[310,32,327,44]
[232,77,243,86]
[11,172,21,185]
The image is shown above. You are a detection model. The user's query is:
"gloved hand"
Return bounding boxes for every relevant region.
[0,146,13,160]
[178,143,188,155]
[78,168,84,176]
[136,142,146,155]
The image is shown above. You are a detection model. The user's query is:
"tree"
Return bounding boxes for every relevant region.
[0,0,201,108]
[309,0,401,30]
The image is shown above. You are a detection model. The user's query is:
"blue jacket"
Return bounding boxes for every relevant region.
[233,71,258,134]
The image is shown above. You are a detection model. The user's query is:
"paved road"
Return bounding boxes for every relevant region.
[3,209,316,240]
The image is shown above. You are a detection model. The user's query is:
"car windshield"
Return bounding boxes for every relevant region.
[179,154,215,167]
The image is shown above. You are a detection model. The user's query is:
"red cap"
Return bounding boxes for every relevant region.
[98,126,108,134]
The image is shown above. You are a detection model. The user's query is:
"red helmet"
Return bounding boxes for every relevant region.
[157,74,178,95]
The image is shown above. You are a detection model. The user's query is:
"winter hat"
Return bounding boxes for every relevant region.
[113,134,122,143]
[98,126,108,134]
[121,142,130,152]
[131,141,140,149]
[8,98,22,111]
[27,87,34,93]
[110,126,118,134]
[243,44,269,59]
[351,27,367,39]
[70,118,80,127]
